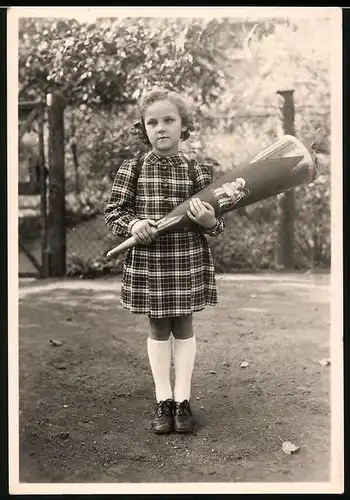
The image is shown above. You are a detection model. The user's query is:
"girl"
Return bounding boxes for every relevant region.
[105,87,225,434]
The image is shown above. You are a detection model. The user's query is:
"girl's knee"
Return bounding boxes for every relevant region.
[172,315,194,339]
[148,317,172,340]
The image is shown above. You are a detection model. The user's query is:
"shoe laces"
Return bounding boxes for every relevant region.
[157,399,173,417]
[175,400,190,416]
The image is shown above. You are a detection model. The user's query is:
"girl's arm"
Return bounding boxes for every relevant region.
[193,161,225,237]
[104,159,141,238]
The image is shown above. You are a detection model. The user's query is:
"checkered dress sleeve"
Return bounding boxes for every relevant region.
[104,159,139,237]
[193,161,225,237]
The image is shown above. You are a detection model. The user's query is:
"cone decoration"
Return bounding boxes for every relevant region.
[107,134,319,258]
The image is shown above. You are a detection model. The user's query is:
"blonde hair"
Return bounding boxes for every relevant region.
[130,87,194,146]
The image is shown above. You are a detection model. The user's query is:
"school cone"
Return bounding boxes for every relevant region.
[106,134,319,258]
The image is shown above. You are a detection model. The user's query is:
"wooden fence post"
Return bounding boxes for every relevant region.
[276,89,296,270]
[47,92,66,277]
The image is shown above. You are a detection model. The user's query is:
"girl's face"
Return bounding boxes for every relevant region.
[143,99,186,156]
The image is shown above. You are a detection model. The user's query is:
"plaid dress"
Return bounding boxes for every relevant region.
[105,150,225,318]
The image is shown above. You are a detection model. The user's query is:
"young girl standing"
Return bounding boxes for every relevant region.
[105,87,225,434]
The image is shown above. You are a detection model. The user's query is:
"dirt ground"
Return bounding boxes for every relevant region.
[17,273,331,487]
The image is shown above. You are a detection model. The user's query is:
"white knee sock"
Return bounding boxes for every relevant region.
[173,335,196,403]
[147,337,172,402]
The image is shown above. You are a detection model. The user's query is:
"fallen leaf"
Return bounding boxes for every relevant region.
[282,441,300,455]
[49,339,63,347]
[240,361,250,368]
[58,431,70,440]
[208,370,217,375]
[318,359,331,366]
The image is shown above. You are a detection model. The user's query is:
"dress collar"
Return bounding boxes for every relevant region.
[144,150,187,166]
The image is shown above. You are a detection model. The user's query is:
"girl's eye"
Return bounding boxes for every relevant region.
[147,120,157,126]
[165,118,174,123]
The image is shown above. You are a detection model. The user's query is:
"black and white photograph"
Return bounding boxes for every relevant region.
[8,6,343,495]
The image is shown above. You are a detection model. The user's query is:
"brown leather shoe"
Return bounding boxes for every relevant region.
[152,399,174,434]
[173,400,194,433]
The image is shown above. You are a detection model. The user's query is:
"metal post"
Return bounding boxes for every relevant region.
[47,92,66,277]
[276,89,296,270]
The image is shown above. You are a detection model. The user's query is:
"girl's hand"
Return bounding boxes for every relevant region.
[131,219,158,244]
[187,198,217,230]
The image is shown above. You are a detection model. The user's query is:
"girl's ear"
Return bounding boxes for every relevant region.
[181,125,187,132]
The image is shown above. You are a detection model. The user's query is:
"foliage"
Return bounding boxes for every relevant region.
[294,174,331,268]
[210,17,331,113]
[18,15,332,274]
[209,213,279,272]
[66,253,123,278]
[65,176,111,220]
[63,106,142,187]
[18,16,235,107]
[199,17,331,165]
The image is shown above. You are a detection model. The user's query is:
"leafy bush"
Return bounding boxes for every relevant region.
[294,174,331,268]
[209,209,279,272]
[66,253,124,278]
[65,176,112,222]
